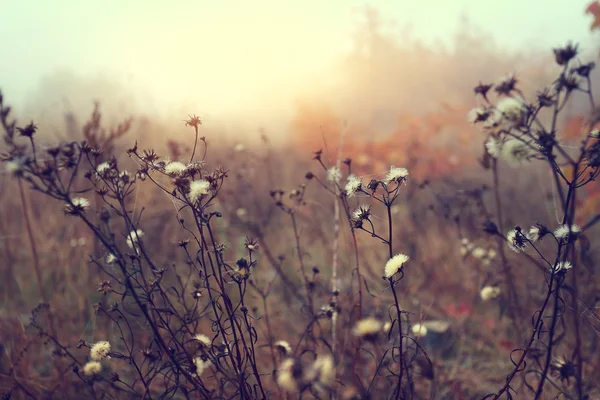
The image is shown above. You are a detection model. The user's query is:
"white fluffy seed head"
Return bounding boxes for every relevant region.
[480,286,501,301]
[189,180,210,203]
[384,254,409,278]
[90,341,111,361]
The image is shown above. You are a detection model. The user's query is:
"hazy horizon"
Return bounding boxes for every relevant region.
[1,0,597,135]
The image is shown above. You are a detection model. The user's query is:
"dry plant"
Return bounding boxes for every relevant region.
[1,41,600,400]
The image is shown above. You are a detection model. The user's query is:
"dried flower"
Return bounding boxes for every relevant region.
[353,317,383,341]
[554,224,582,241]
[275,340,292,355]
[193,356,211,377]
[126,229,144,249]
[64,197,90,215]
[552,261,573,272]
[185,114,202,129]
[471,247,487,260]
[351,205,371,226]
[83,361,102,376]
[344,174,362,197]
[5,159,23,176]
[501,138,531,167]
[194,334,212,347]
[495,73,518,95]
[384,253,409,278]
[165,161,187,176]
[189,179,210,203]
[96,162,111,177]
[467,107,492,124]
[507,228,527,252]
[552,356,576,383]
[106,253,117,264]
[90,341,111,361]
[277,358,302,392]
[327,166,341,183]
[485,137,503,158]
[309,355,335,389]
[480,286,501,301]
[384,166,409,185]
[496,97,527,128]
[411,323,427,337]
[553,42,578,66]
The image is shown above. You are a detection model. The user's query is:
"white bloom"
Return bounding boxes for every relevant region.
[309,355,335,388]
[327,166,341,183]
[352,205,371,222]
[384,166,409,184]
[277,358,301,392]
[344,174,362,197]
[189,180,210,203]
[506,229,526,252]
[411,323,427,337]
[5,160,23,175]
[353,317,383,339]
[589,128,600,138]
[501,138,531,167]
[528,225,541,242]
[106,253,117,264]
[194,334,212,347]
[96,162,110,176]
[485,137,503,158]
[383,321,392,333]
[471,247,487,259]
[553,261,573,272]
[496,97,527,128]
[65,197,90,214]
[193,356,211,377]
[274,340,292,355]
[467,107,491,124]
[126,229,144,249]
[164,161,187,176]
[90,341,111,361]
[554,224,581,240]
[384,254,409,278]
[480,286,501,301]
[83,361,102,376]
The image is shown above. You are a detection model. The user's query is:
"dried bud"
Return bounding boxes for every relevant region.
[553,42,578,66]
[483,220,499,235]
[17,121,37,138]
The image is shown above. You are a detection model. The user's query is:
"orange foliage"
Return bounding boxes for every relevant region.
[587,1,600,31]
[292,102,478,179]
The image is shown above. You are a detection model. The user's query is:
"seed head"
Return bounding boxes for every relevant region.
[344,174,362,197]
[480,286,501,301]
[274,340,292,356]
[384,253,409,278]
[507,228,527,252]
[384,166,409,185]
[83,361,102,376]
[189,179,210,203]
[90,341,111,361]
[353,317,383,341]
[411,323,427,337]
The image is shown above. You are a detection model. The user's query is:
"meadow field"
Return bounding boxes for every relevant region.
[1,6,600,400]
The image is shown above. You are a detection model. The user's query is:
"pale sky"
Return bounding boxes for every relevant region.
[0,0,596,123]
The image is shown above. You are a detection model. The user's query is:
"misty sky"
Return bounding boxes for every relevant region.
[0,0,596,120]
